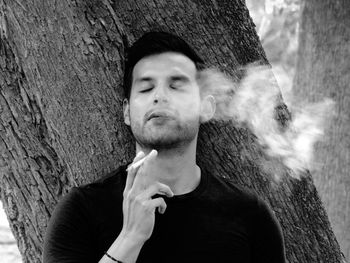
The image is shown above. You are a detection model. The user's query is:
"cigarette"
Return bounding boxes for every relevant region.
[126,156,147,172]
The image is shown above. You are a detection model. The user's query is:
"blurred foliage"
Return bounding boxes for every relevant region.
[246,0,301,97]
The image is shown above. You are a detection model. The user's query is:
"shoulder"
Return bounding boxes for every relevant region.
[76,164,128,199]
[198,169,269,222]
[207,173,283,228]
[53,164,128,216]
[82,164,128,189]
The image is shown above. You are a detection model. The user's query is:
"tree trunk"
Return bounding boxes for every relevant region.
[293,0,350,260]
[0,0,344,262]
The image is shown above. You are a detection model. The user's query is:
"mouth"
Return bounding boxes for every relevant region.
[147,110,174,121]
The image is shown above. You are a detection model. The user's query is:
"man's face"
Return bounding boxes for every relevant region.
[124,52,202,150]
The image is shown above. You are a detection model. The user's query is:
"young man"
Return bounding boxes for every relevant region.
[43,31,286,263]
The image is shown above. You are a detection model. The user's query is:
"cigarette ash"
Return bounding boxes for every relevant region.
[199,65,334,179]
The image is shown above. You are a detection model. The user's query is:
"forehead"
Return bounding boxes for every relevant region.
[132,52,197,79]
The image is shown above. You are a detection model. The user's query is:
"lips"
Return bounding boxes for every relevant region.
[146,110,174,121]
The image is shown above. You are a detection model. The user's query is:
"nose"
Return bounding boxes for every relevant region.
[153,84,168,104]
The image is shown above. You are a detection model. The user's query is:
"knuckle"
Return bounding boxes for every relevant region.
[123,189,129,198]
[135,195,143,203]
[156,182,165,191]
[150,184,158,192]
[157,183,171,194]
[127,192,136,201]
[141,201,149,209]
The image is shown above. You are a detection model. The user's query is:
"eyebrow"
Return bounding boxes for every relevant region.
[134,77,154,84]
[134,74,190,84]
[169,74,190,82]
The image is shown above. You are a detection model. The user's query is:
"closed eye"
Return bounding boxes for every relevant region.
[169,75,188,89]
[170,82,181,89]
[140,87,153,93]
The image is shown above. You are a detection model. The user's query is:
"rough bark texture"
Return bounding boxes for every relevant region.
[293,0,350,260]
[0,0,344,262]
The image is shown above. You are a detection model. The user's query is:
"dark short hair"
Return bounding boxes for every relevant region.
[123,31,205,99]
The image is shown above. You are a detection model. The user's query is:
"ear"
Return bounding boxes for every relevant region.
[200,95,216,123]
[123,98,131,126]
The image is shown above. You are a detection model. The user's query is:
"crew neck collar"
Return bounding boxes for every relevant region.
[120,164,209,202]
[163,165,208,202]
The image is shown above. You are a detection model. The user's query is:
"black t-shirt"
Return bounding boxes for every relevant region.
[43,164,286,263]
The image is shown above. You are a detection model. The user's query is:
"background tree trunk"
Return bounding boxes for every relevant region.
[0,0,344,262]
[293,0,350,260]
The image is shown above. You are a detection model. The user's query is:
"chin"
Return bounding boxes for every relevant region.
[136,132,196,150]
[131,121,199,148]
[141,134,181,147]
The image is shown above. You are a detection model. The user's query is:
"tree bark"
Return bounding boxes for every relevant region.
[293,0,350,260]
[0,0,344,262]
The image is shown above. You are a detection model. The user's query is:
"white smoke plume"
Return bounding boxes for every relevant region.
[199,65,334,179]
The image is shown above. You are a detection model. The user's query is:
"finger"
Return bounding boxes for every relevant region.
[146,197,167,214]
[127,149,156,172]
[132,149,158,187]
[143,149,158,167]
[138,182,174,199]
[134,150,146,162]
[125,151,145,192]
[126,151,145,171]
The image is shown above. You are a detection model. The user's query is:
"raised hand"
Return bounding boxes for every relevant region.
[121,150,174,243]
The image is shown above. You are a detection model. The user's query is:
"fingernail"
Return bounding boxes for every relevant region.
[136,151,143,158]
[166,192,174,198]
[150,149,157,156]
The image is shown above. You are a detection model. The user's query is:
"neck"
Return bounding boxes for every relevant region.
[136,139,201,195]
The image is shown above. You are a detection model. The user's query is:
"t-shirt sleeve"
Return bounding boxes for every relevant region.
[251,198,286,263]
[43,187,98,263]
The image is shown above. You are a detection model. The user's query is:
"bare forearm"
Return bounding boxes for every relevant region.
[99,232,145,263]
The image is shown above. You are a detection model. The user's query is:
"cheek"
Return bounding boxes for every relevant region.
[179,98,201,119]
[129,101,144,121]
